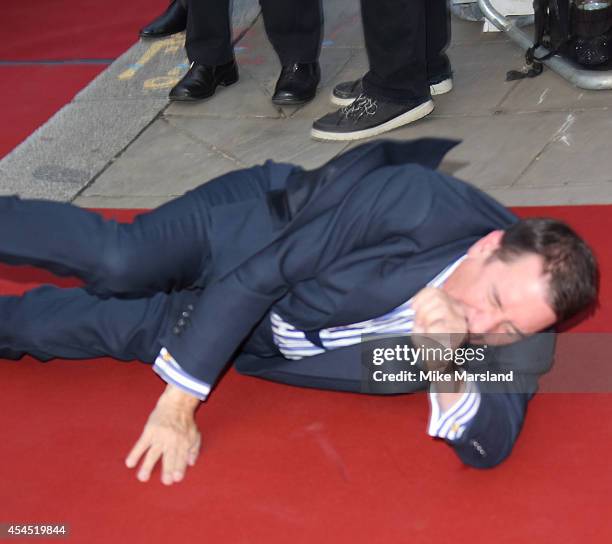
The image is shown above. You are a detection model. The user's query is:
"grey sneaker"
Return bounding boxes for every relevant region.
[330,76,453,107]
[311,93,434,142]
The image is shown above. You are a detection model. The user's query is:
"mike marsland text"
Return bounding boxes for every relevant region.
[371,369,514,383]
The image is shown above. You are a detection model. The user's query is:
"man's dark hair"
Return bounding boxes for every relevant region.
[492,218,599,322]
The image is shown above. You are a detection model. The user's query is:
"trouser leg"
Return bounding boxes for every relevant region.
[0,286,172,363]
[185,0,234,65]
[259,0,323,64]
[0,195,208,297]
[361,0,450,103]
[425,0,452,81]
[0,166,274,297]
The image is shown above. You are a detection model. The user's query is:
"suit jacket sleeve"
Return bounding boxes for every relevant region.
[160,167,440,388]
[444,333,556,468]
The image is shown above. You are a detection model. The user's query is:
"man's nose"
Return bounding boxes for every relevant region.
[465,307,502,334]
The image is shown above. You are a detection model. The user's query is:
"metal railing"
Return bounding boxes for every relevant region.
[477,0,612,89]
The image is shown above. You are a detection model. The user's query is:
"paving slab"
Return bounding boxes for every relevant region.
[450,16,510,45]
[346,111,570,190]
[514,110,612,188]
[499,67,612,113]
[0,98,167,201]
[5,2,612,207]
[77,118,239,198]
[433,42,524,117]
[168,116,349,170]
[487,183,612,206]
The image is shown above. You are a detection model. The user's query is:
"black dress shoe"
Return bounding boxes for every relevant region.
[169,60,239,102]
[139,0,187,38]
[272,62,320,106]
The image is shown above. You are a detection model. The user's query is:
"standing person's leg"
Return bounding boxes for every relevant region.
[260,0,322,65]
[425,0,453,90]
[0,165,278,297]
[361,0,429,104]
[260,0,323,105]
[185,0,233,66]
[139,0,188,39]
[311,0,450,141]
[329,0,452,107]
[169,0,238,101]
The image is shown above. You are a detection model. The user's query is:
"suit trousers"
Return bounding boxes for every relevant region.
[361,0,451,103]
[186,0,323,66]
[0,166,281,364]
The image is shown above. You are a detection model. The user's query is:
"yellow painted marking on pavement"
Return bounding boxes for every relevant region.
[143,76,181,90]
[167,67,183,77]
[118,35,185,81]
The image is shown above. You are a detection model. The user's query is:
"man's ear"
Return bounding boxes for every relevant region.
[467,230,504,259]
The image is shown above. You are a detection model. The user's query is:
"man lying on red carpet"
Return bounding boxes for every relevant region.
[0,139,597,485]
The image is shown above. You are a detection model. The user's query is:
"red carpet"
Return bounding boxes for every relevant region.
[2,1,168,60]
[0,206,611,543]
[0,0,168,158]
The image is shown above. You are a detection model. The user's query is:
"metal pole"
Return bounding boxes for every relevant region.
[477,0,612,89]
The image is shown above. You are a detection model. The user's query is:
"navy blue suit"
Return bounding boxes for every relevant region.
[0,139,555,468]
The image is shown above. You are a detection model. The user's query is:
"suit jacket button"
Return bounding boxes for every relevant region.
[187,304,195,311]
[181,311,190,318]
[177,318,186,327]
[172,326,181,335]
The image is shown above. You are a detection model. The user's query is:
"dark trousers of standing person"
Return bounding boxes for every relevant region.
[185,0,323,66]
[360,0,451,104]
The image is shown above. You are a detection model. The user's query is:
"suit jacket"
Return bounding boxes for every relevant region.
[160,138,556,468]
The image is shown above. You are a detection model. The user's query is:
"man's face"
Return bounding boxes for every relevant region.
[442,231,557,345]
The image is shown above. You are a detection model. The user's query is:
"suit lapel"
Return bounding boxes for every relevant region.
[324,239,475,328]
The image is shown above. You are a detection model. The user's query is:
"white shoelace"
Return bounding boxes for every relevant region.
[340,94,378,120]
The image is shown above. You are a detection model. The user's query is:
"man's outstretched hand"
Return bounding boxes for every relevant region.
[125,384,202,485]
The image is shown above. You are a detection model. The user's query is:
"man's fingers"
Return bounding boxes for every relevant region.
[188,433,202,466]
[161,445,178,486]
[173,445,189,483]
[125,433,150,469]
[137,446,163,482]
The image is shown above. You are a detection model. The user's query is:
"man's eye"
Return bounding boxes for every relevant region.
[504,327,520,340]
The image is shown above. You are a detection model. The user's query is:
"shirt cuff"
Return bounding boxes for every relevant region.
[427,380,481,441]
[153,347,211,401]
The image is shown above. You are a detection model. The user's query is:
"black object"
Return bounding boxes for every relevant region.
[359,0,450,103]
[333,79,364,102]
[508,0,612,80]
[571,3,612,65]
[186,0,322,67]
[169,60,238,101]
[271,62,321,105]
[139,0,187,38]
[311,94,432,139]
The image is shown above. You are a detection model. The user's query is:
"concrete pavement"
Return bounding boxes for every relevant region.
[2,0,612,208]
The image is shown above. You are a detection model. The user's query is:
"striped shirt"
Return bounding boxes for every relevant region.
[153,255,482,441]
[270,257,465,360]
